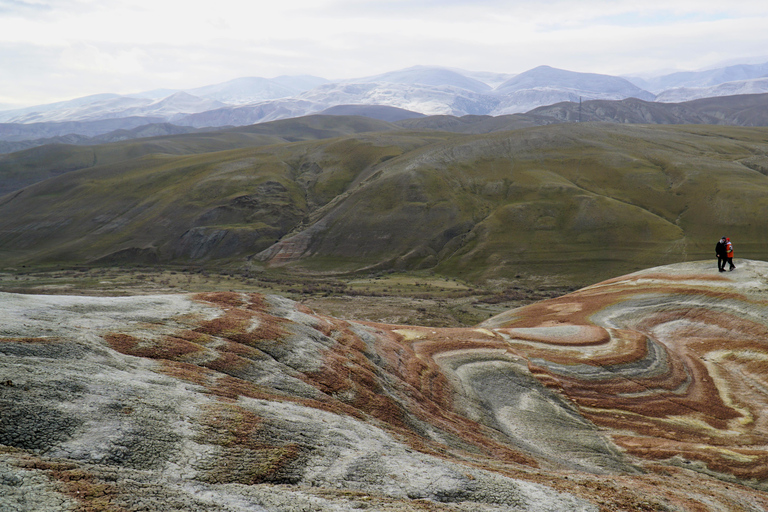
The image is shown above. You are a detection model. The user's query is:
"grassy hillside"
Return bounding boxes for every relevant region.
[394,113,550,133]
[2,122,767,285]
[0,115,401,197]
[254,123,768,283]
[0,134,282,197]
[0,130,446,266]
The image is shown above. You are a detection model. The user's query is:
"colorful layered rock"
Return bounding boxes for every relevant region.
[2,260,768,511]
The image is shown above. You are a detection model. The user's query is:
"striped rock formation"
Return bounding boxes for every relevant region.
[2,260,768,511]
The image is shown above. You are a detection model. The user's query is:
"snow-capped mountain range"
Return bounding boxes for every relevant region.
[2,61,768,142]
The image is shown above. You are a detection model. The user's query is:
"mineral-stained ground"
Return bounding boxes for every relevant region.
[3,260,768,511]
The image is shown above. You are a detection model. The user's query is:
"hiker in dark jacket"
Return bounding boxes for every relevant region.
[715,236,727,272]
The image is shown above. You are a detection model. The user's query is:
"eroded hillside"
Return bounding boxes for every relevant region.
[2,260,768,511]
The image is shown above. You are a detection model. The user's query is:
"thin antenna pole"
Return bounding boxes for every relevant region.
[578,96,582,123]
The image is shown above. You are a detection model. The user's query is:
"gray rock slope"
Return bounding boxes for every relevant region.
[0,292,596,511]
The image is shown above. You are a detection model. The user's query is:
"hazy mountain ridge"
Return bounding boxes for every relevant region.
[528,93,768,125]
[1,93,225,124]
[318,104,427,122]
[185,75,330,104]
[0,116,167,142]
[496,65,653,99]
[628,61,768,92]
[347,66,493,93]
[6,90,768,154]
[4,61,768,145]
[655,77,768,103]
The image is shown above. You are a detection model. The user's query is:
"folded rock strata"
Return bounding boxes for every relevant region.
[2,260,768,511]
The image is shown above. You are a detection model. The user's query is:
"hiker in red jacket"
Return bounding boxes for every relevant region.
[725,237,735,271]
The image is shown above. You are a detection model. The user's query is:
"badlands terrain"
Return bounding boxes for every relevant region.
[3,259,768,511]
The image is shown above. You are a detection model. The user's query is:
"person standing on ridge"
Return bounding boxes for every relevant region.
[715,236,727,272]
[726,237,736,271]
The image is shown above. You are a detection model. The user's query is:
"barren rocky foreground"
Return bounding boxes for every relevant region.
[2,261,768,511]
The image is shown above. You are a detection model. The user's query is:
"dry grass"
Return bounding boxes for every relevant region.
[103,333,203,360]
[13,457,127,512]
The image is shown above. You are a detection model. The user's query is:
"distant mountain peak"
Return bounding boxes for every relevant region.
[4,60,768,140]
[154,91,202,102]
[494,65,654,103]
[352,66,492,93]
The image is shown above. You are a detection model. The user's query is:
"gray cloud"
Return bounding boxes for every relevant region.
[0,0,51,15]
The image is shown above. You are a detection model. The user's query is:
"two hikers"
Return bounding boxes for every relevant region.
[715,236,735,272]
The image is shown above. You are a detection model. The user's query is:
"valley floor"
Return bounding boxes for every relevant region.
[0,266,577,327]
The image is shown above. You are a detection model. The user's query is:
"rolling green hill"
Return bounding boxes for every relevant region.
[2,120,767,285]
[0,128,447,265]
[256,123,768,283]
[0,115,401,197]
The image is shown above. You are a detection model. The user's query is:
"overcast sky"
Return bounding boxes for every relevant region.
[1,0,767,107]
